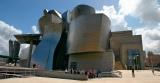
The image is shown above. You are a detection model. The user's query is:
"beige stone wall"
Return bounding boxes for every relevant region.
[120,43,144,68]
[146,53,160,66]
[111,30,133,37]
[110,30,145,69]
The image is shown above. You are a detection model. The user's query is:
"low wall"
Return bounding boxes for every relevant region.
[36,70,88,80]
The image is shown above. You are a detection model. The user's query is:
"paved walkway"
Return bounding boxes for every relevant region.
[0,70,160,83]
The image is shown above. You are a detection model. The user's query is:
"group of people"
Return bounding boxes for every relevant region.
[65,68,101,78]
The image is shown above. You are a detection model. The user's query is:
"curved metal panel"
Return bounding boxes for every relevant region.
[67,14,111,54]
[39,10,62,35]
[31,33,61,70]
[31,11,63,70]
[68,51,115,72]
[71,5,95,20]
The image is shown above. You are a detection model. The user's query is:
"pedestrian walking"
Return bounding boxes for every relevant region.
[132,67,135,78]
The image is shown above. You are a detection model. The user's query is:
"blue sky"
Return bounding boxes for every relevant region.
[0,0,118,33]
[0,0,160,55]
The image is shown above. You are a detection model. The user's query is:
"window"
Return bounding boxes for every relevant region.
[127,49,141,69]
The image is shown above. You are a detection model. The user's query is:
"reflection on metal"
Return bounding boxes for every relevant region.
[31,5,112,71]
[31,10,63,70]
[68,5,111,54]
[14,5,116,71]
[68,5,114,72]
[39,9,62,35]
[71,5,95,20]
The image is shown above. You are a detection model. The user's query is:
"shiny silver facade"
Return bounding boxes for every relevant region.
[30,5,114,71]
[67,5,111,54]
[14,4,144,71]
[68,5,114,72]
[31,10,63,70]
[39,9,62,36]
[71,5,95,20]
[69,51,115,72]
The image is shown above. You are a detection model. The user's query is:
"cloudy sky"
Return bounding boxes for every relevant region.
[0,0,160,57]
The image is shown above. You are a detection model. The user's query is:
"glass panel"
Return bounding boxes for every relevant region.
[127,49,140,69]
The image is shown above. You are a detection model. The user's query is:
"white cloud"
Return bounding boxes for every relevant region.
[1,0,160,56]
[133,25,160,54]
[18,44,30,59]
[19,44,36,59]
[119,0,160,25]
[135,0,160,24]
[0,21,22,40]
[32,25,39,34]
[96,5,129,31]
[0,20,37,59]
[0,36,8,55]
[127,0,160,54]
[0,20,22,55]
[119,0,140,16]
[97,0,160,54]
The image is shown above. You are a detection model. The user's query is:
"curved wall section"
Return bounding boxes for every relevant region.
[67,14,111,54]
[31,33,61,70]
[31,10,63,70]
[71,5,95,20]
[39,10,62,35]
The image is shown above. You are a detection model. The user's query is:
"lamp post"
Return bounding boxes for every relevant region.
[151,53,154,74]
[136,55,139,70]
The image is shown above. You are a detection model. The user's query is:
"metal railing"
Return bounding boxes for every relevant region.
[0,66,37,79]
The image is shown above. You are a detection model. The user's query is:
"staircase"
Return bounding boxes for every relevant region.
[115,61,126,70]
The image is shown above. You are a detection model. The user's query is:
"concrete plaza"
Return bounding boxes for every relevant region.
[0,70,160,83]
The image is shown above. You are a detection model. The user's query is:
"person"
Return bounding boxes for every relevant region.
[152,67,154,75]
[65,69,68,73]
[96,70,101,77]
[71,68,73,74]
[32,64,36,68]
[132,67,135,78]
